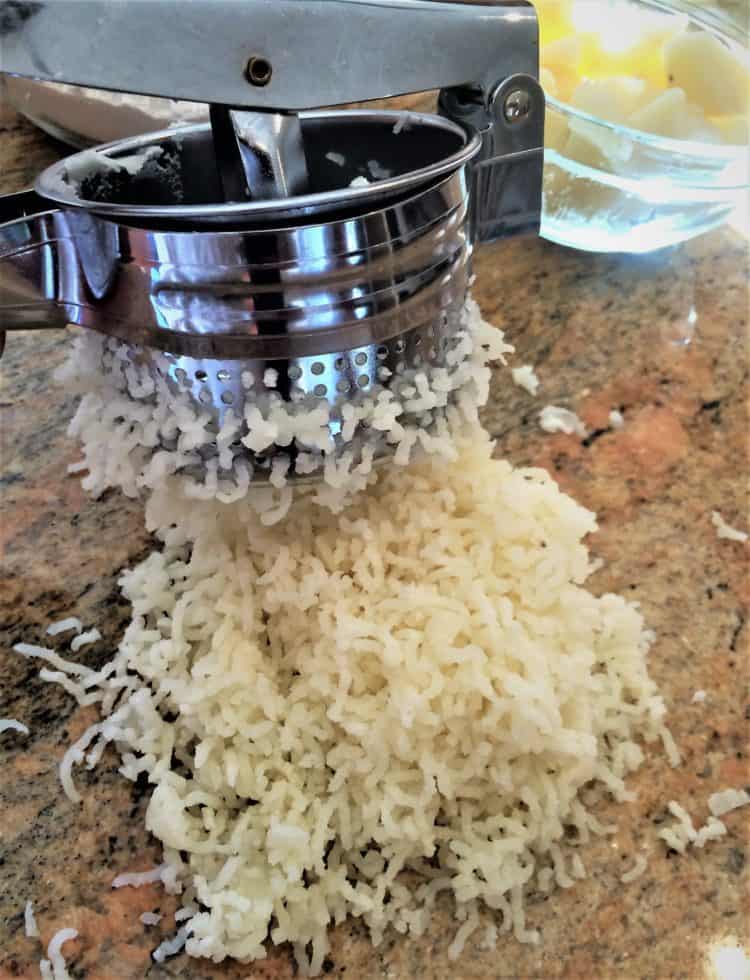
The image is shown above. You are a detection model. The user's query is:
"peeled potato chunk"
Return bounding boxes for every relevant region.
[535,0,575,45]
[664,30,749,116]
[628,87,724,142]
[542,36,584,102]
[571,77,654,124]
[537,1,749,151]
[628,87,689,138]
[710,114,749,145]
[546,113,570,153]
[540,67,559,100]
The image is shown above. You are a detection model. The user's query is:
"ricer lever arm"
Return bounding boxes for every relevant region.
[0,0,538,110]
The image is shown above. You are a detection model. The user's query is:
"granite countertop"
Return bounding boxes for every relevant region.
[1,101,748,980]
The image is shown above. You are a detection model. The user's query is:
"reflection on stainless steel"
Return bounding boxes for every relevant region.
[0,145,472,439]
[210,108,309,202]
[0,104,540,478]
[33,112,483,225]
[0,191,75,330]
[439,74,544,243]
[0,113,477,359]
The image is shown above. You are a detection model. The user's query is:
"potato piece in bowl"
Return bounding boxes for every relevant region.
[571,76,655,123]
[535,0,576,45]
[540,67,559,99]
[664,30,749,116]
[566,119,635,171]
[542,36,585,102]
[629,87,722,141]
[562,131,613,170]
[578,19,684,89]
[709,114,749,145]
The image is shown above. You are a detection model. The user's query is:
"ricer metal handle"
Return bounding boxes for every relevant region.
[0,192,73,355]
[1,0,538,109]
[0,189,129,356]
[0,0,543,241]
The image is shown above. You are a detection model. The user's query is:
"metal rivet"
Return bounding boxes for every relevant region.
[245,55,272,87]
[503,89,531,124]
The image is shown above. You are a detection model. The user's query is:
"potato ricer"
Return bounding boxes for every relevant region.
[0,0,543,485]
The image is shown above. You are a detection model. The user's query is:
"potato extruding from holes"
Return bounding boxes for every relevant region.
[0,0,544,486]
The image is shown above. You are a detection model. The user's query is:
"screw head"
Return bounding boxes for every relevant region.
[244,55,272,87]
[503,88,532,124]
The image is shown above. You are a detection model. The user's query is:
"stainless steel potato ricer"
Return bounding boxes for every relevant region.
[0,0,543,483]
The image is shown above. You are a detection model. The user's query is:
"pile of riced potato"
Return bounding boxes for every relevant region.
[19,300,684,976]
[538,0,749,161]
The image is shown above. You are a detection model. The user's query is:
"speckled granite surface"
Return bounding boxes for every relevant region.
[1,101,748,980]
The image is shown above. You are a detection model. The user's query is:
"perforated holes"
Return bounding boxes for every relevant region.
[313,383,327,397]
[334,357,346,371]
[311,361,325,375]
[221,391,234,405]
[288,365,302,381]
[354,351,368,366]
[357,374,370,388]
[336,379,349,393]
[195,369,208,382]
[376,346,388,360]
[216,369,231,382]
[198,387,212,404]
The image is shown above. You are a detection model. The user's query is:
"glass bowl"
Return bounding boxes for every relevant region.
[540,0,749,252]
